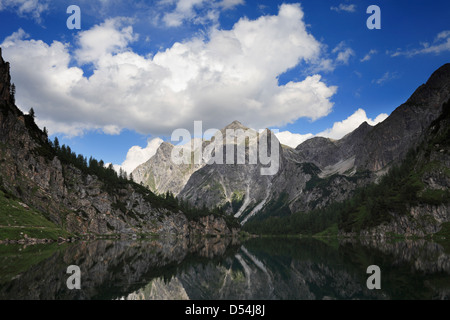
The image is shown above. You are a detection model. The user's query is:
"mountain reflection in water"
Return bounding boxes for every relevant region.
[0,237,449,300]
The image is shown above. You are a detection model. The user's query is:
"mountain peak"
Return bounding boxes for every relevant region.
[406,63,450,107]
[223,120,249,131]
[341,121,373,141]
[427,63,450,85]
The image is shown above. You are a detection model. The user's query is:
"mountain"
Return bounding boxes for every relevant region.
[244,97,450,237]
[133,141,202,196]
[1,46,447,239]
[0,48,238,242]
[134,63,450,233]
[134,121,280,223]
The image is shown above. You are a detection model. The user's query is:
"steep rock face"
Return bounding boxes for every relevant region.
[295,137,341,168]
[134,121,282,221]
[179,128,280,222]
[294,122,372,170]
[133,142,202,196]
[0,99,180,235]
[0,50,236,237]
[0,49,11,103]
[133,120,333,220]
[357,64,450,171]
[173,124,374,220]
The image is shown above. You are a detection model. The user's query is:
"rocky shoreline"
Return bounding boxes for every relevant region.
[0,216,241,245]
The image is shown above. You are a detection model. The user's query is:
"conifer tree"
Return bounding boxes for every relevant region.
[29,107,35,119]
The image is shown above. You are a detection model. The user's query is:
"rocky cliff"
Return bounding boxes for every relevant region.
[133,141,203,196]
[0,49,237,239]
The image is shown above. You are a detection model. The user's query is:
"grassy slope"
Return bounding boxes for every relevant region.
[0,190,71,241]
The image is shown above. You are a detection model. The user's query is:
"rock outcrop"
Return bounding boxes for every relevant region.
[0,48,12,103]
[133,141,202,196]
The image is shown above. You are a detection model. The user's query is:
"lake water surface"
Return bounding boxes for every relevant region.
[0,237,449,300]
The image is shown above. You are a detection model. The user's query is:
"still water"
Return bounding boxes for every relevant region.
[0,237,449,300]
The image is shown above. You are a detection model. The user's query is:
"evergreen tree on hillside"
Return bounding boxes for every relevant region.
[29,107,35,119]
[53,137,60,151]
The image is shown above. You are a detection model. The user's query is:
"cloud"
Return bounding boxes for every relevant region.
[372,71,399,85]
[113,138,164,174]
[334,47,354,64]
[316,108,388,140]
[162,0,207,27]
[275,131,313,148]
[160,0,244,27]
[1,28,30,44]
[2,4,337,138]
[75,18,138,66]
[274,108,389,147]
[218,0,244,10]
[313,41,354,72]
[0,0,49,22]
[330,4,356,13]
[360,49,377,62]
[390,30,450,57]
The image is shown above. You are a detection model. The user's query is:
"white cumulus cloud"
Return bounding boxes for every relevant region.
[113,138,164,174]
[1,3,337,138]
[274,108,389,148]
[316,108,389,140]
[275,131,314,148]
[75,18,138,66]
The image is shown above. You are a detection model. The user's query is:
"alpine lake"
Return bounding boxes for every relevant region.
[0,236,449,300]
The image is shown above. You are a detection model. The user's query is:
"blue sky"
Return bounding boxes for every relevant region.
[0,0,449,173]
